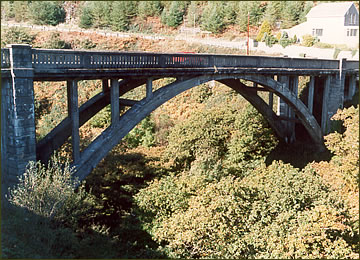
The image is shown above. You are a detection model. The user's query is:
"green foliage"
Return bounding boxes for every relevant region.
[325,106,359,191]
[1,1,15,20]
[263,1,285,27]
[263,33,278,47]
[43,32,72,49]
[85,1,112,29]
[256,20,272,42]
[279,31,292,48]
[164,103,277,171]
[79,4,93,29]
[124,116,156,148]
[110,1,138,31]
[333,48,341,59]
[136,160,356,258]
[89,105,112,128]
[302,34,316,47]
[2,1,31,22]
[186,1,201,27]
[236,1,265,31]
[138,1,163,19]
[226,106,278,170]
[1,27,36,47]
[161,1,186,28]
[29,1,66,26]
[200,2,225,33]
[6,155,94,227]
[164,104,236,169]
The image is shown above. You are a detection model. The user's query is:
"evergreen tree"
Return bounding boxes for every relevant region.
[200,2,225,33]
[263,1,285,27]
[236,1,265,31]
[79,4,93,29]
[138,1,162,19]
[256,20,272,42]
[86,1,112,28]
[161,1,186,28]
[186,1,201,27]
[223,1,237,26]
[29,1,65,26]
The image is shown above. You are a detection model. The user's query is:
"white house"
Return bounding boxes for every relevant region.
[284,2,359,47]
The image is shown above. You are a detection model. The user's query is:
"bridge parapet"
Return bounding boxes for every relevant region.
[1,48,10,68]
[2,46,357,73]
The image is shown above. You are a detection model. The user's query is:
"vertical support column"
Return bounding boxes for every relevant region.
[347,74,357,101]
[277,75,289,118]
[321,75,331,134]
[146,77,153,99]
[102,79,110,93]
[253,82,258,94]
[67,80,80,164]
[288,75,298,143]
[2,44,36,187]
[268,92,273,111]
[307,76,315,114]
[338,58,346,108]
[110,78,120,125]
[268,76,274,111]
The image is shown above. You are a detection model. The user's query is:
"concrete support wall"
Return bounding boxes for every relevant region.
[345,74,357,101]
[277,75,292,142]
[1,45,36,187]
[322,71,346,134]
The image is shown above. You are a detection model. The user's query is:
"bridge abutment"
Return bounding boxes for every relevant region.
[1,44,36,187]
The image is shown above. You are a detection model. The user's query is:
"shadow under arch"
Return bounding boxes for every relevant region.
[74,74,325,181]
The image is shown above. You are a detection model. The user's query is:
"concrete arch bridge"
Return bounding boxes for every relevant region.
[1,45,358,184]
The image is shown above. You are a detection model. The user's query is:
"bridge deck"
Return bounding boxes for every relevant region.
[1,47,358,81]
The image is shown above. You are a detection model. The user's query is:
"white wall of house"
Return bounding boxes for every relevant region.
[284,2,359,48]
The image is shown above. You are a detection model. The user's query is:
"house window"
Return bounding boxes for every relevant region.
[347,28,358,36]
[350,13,357,25]
[312,28,323,36]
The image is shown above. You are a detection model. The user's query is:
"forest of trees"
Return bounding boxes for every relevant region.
[1,1,359,259]
[1,1,315,33]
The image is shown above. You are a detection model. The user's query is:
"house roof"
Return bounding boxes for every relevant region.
[306,2,355,18]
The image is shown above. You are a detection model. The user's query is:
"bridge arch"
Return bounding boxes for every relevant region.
[74,74,324,181]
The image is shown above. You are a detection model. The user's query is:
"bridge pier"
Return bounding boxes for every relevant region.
[1,44,36,187]
[276,75,299,143]
[67,80,80,164]
[344,74,357,102]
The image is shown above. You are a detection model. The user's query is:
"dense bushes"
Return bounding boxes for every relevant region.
[135,160,357,258]
[6,155,94,226]
[29,1,66,26]
[1,27,36,47]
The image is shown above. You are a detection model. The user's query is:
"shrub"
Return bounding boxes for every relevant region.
[1,27,36,47]
[279,31,292,48]
[44,32,71,49]
[333,48,341,59]
[124,116,156,148]
[256,20,272,42]
[302,34,316,47]
[263,33,277,47]
[6,155,94,227]
[29,1,66,26]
